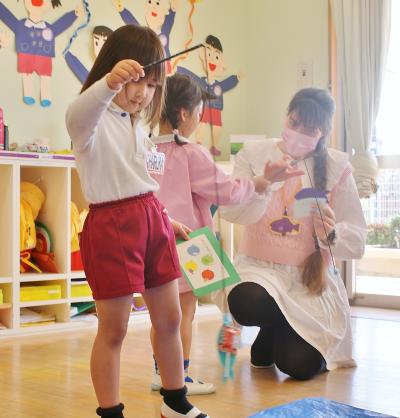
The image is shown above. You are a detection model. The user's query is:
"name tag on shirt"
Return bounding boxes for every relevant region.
[146,148,165,174]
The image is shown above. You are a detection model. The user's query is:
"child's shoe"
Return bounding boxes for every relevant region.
[250,360,275,369]
[151,370,216,395]
[160,401,210,418]
[184,375,216,395]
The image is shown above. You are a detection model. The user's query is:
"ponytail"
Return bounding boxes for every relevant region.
[161,73,203,146]
[287,87,335,295]
[301,135,329,294]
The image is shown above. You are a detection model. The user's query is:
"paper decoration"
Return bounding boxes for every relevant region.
[0,1,82,107]
[64,24,113,85]
[176,227,240,297]
[62,0,91,56]
[177,34,241,157]
[113,0,179,74]
[171,0,202,70]
[293,187,328,219]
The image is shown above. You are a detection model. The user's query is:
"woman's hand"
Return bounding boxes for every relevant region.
[264,156,304,183]
[170,219,192,241]
[106,59,145,91]
[312,204,336,243]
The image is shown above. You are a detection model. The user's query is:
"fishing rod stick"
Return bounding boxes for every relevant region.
[143,43,205,71]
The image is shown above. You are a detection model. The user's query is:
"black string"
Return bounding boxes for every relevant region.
[302,158,337,273]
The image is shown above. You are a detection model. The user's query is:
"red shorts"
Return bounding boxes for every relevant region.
[201,107,222,127]
[80,193,181,300]
[18,53,52,76]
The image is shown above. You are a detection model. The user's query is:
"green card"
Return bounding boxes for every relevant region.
[176,227,241,297]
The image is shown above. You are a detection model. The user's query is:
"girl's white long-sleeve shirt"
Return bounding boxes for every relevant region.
[66,77,158,204]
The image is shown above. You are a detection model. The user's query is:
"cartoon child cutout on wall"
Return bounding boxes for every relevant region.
[0,0,83,107]
[64,25,113,84]
[112,0,178,74]
[178,35,241,156]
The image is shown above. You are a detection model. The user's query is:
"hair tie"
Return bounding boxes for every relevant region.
[172,129,179,136]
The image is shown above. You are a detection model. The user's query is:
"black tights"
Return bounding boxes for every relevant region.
[228,282,326,380]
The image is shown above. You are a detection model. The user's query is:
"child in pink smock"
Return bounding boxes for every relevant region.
[150,73,303,395]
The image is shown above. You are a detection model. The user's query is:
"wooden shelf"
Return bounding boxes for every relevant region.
[20,299,69,308]
[70,296,93,303]
[71,279,88,285]
[20,273,67,282]
[0,155,231,337]
[71,271,86,279]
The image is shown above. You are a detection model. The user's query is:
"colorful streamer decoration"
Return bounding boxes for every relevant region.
[172,0,201,70]
[62,0,91,55]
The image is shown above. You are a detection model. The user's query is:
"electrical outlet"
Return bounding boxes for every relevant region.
[297,61,313,88]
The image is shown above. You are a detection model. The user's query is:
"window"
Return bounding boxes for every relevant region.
[355,2,400,300]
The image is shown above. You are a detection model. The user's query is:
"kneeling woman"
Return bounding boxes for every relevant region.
[219,88,367,380]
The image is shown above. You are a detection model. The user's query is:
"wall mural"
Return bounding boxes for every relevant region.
[112,0,179,74]
[0,0,84,107]
[0,0,241,160]
[64,25,112,84]
[177,35,241,156]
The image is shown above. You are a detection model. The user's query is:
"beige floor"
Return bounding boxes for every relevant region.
[1,310,400,418]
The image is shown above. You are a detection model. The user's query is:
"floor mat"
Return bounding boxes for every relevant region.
[248,397,397,418]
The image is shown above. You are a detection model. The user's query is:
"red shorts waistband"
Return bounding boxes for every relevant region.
[89,192,154,210]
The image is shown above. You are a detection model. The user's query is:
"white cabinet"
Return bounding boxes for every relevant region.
[0,154,231,336]
[0,154,149,336]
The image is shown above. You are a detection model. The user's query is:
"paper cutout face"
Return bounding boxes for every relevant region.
[92,26,113,58]
[144,0,171,31]
[201,43,225,78]
[24,0,52,16]
[93,34,107,58]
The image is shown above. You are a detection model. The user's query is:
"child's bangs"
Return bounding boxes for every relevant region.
[145,63,165,86]
[134,35,165,84]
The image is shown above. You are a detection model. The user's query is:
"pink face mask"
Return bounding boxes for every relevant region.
[281,127,320,159]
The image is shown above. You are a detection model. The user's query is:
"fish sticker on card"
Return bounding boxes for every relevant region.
[293,188,328,219]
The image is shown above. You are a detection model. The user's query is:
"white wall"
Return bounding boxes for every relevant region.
[243,0,330,138]
[0,0,329,158]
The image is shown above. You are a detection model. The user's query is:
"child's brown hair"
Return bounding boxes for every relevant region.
[82,24,166,129]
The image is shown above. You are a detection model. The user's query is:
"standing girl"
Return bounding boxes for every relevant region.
[150,73,303,395]
[66,25,209,418]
